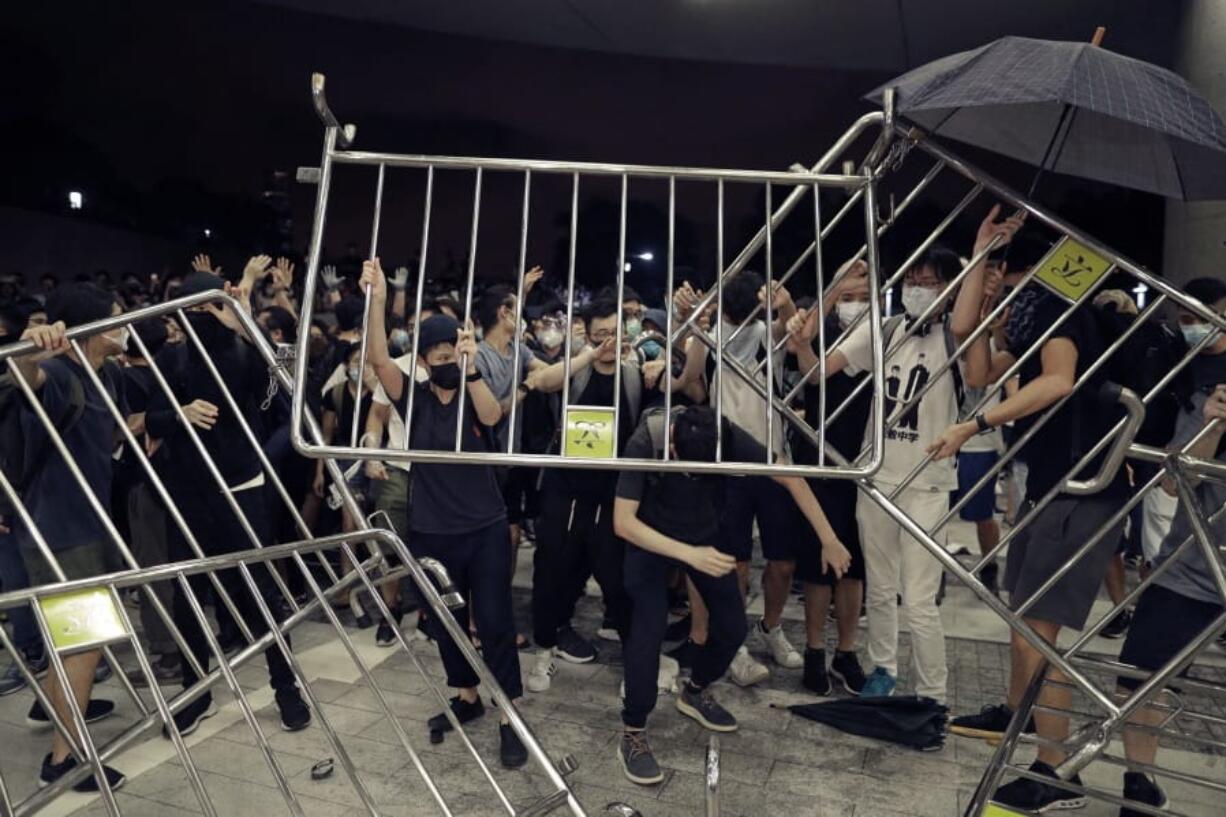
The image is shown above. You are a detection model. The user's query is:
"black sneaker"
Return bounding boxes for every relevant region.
[981,562,1000,598]
[676,683,737,732]
[555,625,597,664]
[829,650,867,696]
[127,655,183,688]
[428,695,486,741]
[666,638,697,670]
[277,689,311,732]
[0,651,47,697]
[164,694,218,738]
[950,703,1035,741]
[618,730,664,785]
[28,698,114,729]
[499,723,528,769]
[1121,771,1167,817]
[992,761,1086,813]
[39,753,126,793]
[93,661,112,685]
[1101,609,1133,640]
[802,648,831,696]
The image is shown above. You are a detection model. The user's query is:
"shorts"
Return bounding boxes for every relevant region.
[952,451,999,523]
[720,476,802,562]
[1004,496,1127,630]
[21,542,109,588]
[373,468,411,564]
[797,477,866,585]
[1117,583,1223,691]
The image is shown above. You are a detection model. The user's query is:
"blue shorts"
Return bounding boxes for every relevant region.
[952,451,999,523]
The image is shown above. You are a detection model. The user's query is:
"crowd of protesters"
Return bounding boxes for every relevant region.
[0,206,1223,817]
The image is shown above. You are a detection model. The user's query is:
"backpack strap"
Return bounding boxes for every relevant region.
[941,319,974,418]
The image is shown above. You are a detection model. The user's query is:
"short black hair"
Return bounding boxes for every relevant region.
[334,296,365,331]
[0,303,24,338]
[476,284,515,333]
[623,286,642,304]
[1183,277,1226,310]
[260,305,297,340]
[584,297,620,330]
[910,245,962,283]
[722,271,764,325]
[673,405,719,462]
[45,283,116,327]
[128,318,168,360]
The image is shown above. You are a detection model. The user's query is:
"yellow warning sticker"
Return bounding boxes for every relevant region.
[1034,236,1114,303]
[39,588,129,653]
[564,406,616,459]
[982,805,1027,817]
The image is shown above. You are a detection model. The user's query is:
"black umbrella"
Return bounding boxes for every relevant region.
[865,34,1226,200]
[783,695,948,751]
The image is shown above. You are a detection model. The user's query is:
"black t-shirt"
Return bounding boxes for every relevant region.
[794,314,870,465]
[325,382,375,447]
[1012,298,1125,501]
[398,381,505,535]
[616,418,766,547]
[20,357,126,553]
[543,368,639,499]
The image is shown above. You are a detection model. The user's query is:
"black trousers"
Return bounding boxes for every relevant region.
[415,520,523,698]
[621,544,747,729]
[532,489,631,648]
[170,486,296,696]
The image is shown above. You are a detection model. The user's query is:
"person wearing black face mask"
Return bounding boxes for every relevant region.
[146,268,312,738]
[360,259,529,769]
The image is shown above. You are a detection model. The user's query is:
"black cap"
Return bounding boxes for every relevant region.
[178,271,225,298]
[417,314,459,351]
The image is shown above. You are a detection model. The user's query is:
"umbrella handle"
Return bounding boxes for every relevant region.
[1091,26,1106,47]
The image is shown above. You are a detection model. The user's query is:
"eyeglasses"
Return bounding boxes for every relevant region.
[589,330,616,342]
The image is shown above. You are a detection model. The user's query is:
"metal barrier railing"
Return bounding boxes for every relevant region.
[0,292,588,816]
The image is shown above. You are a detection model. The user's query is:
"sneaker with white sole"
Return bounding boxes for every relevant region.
[728,645,770,687]
[757,619,803,669]
[525,648,557,693]
[618,730,665,785]
[676,683,738,732]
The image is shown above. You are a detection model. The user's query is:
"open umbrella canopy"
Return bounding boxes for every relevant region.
[865,36,1226,200]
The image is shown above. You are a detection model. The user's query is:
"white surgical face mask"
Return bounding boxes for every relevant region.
[538,326,564,349]
[836,301,869,330]
[347,365,361,383]
[1182,322,1218,349]
[901,285,940,319]
[625,318,642,340]
[105,327,129,353]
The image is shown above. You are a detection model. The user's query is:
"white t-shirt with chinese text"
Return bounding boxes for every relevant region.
[836,318,959,491]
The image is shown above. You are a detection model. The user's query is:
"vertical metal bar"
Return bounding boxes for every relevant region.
[813,183,827,466]
[28,604,121,817]
[404,166,435,451]
[705,735,722,817]
[715,179,725,462]
[454,166,483,451]
[354,162,386,447]
[861,179,886,477]
[107,587,218,817]
[662,175,676,462]
[764,182,775,462]
[613,173,628,456]
[560,173,580,419]
[506,170,532,454]
[174,573,307,817]
[291,126,338,459]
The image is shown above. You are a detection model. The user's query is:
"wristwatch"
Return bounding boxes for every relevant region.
[974,413,991,434]
[466,370,482,383]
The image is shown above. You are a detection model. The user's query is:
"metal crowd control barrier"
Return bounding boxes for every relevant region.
[287,72,1226,817]
[0,291,589,816]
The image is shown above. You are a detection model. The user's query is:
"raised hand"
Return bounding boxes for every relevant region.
[456,320,479,373]
[272,257,295,292]
[241,254,272,288]
[21,321,70,358]
[673,281,702,322]
[831,259,870,299]
[759,280,795,315]
[360,259,387,305]
[191,254,221,275]
[975,204,1027,254]
[523,265,544,294]
[389,266,410,291]
[321,265,341,291]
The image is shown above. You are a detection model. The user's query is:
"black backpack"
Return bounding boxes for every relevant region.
[1091,307,1193,448]
[0,366,86,520]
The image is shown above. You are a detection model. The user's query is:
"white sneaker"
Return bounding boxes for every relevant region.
[758,620,803,669]
[525,648,556,693]
[728,646,770,687]
[619,655,683,700]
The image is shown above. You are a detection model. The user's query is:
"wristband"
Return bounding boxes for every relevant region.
[975,413,991,434]
[466,371,483,383]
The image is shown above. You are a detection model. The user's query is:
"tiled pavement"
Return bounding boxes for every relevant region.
[1,529,1224,817]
